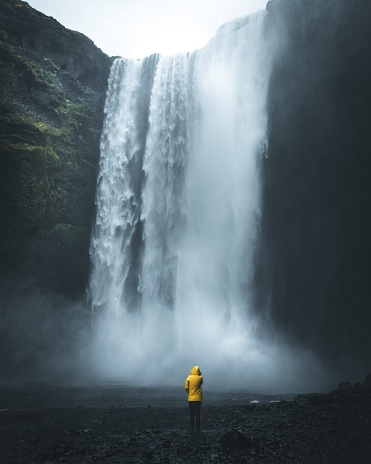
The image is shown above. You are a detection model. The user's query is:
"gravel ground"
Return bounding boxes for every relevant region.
[1,388,370,463]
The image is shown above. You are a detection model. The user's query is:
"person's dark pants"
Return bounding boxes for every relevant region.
[188,401,202,432]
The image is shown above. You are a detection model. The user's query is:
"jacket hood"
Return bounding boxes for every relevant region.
[190,365,201,375]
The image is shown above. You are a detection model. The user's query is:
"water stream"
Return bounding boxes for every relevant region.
[88,12,306,390]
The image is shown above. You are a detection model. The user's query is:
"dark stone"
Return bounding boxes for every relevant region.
[254,0,371,375]
[1,388,371,463]
[220,430,259,451]
[338,382,352,391]
[364,373,371,390]
[0,410,41,425]
[295,393,328,404]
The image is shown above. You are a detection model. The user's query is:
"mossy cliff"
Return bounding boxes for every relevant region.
[0,0,112,298]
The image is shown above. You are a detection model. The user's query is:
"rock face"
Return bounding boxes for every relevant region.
[254,0,371,373]
[0,0,111,298]
[364,373,371,390]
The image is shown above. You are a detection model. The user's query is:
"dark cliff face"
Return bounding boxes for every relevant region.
[0,0,112,298]
[255,0,371,374]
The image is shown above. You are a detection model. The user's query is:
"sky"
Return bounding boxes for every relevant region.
[27,0,268,58]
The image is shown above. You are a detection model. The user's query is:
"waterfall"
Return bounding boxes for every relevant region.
[88,12,274,388]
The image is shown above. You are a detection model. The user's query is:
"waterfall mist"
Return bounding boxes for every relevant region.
[88,12,330,393]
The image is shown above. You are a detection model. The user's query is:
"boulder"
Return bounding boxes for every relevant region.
[220,430,260,451]
[338,382,352,391]
[363,373,371,390]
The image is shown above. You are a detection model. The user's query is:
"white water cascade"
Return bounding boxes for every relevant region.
[88,12,307,390]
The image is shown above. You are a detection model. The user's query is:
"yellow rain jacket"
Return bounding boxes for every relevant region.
[184,365,203,401]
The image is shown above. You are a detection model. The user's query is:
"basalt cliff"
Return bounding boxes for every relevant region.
[0,0,111,298]
[256,0,371,372]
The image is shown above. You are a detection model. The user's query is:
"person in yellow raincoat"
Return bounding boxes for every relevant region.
[184,365,203,432]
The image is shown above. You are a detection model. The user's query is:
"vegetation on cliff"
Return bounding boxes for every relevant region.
[0,0,112,297]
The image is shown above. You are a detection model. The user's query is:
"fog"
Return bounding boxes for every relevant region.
[84,10,338,394]
[27,0,267,58]
[0,283,90,383]
[0,286,335,393]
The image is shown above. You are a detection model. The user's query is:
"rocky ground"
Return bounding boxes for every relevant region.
[1,387,370,464]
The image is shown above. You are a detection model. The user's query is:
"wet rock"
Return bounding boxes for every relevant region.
[1,391,371,464]
[256,0,371,375]
[0,410,41,425]
[364,373,371,390]
[220,430,260,451]
[338,382,352,391]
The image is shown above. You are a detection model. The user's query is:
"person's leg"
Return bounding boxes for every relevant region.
[195,401,201,432]
[188,402,195,431]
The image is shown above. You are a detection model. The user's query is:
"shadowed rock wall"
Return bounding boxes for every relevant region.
[255,0,371,374]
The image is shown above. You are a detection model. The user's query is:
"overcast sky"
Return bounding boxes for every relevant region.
[27,0,268,58]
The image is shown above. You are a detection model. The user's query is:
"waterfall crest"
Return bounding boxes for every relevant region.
[88,12,280,388]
